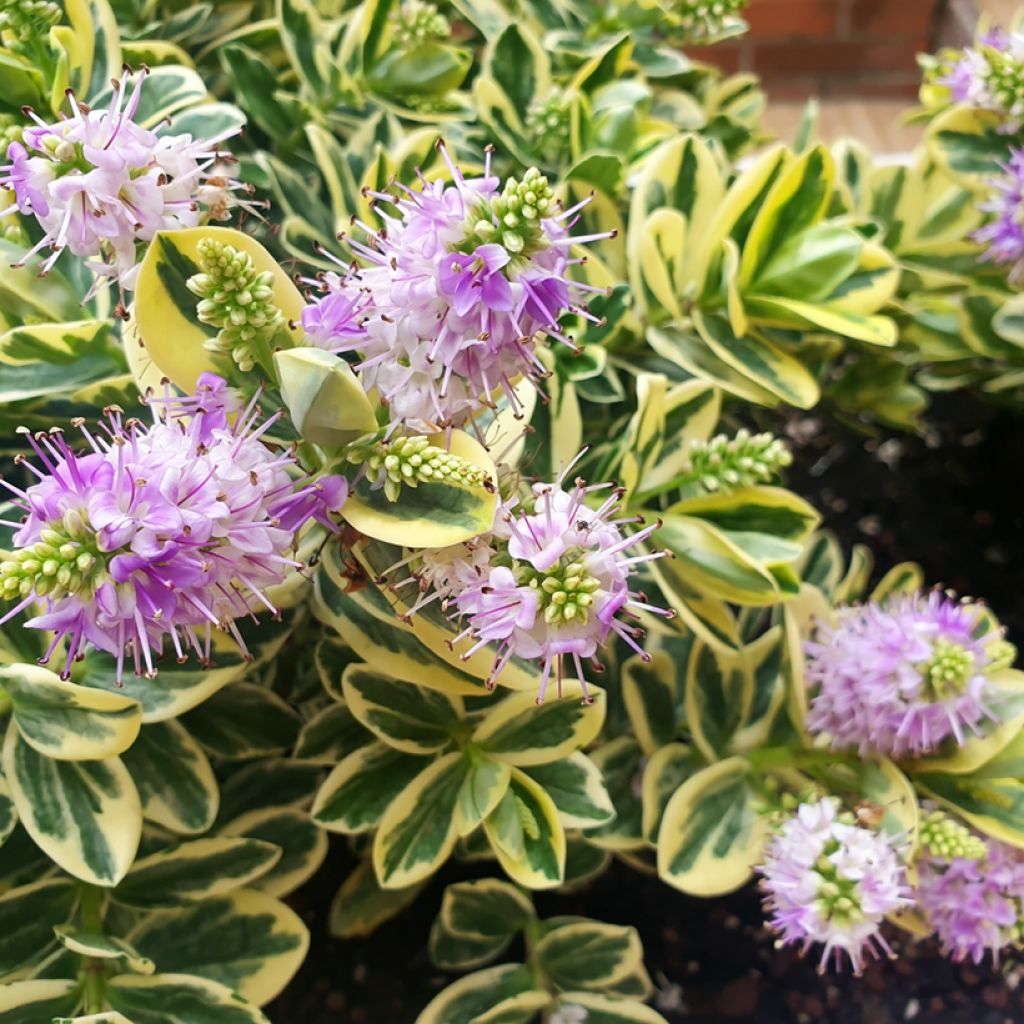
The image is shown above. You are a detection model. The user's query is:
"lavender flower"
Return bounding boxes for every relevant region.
[758,797,911,974]
[975,146,1024,282]
[917,829,1024,964]
[0,374,346,682]
[0,70,248,293]
[805,592,1003,758]
[942,30,1024,127]
[300,145,611,431]
[451,466,669,700]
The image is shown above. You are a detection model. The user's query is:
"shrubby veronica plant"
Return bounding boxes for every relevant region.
[0,0,1023,1021]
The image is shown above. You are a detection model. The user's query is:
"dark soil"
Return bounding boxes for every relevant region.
[269,393,1024,1024]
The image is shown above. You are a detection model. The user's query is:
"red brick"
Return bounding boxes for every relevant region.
[693,41,747,75]
[745,0,839,37]
[751,37,924,77]
[847,0,937,37]
[762,77,823,99]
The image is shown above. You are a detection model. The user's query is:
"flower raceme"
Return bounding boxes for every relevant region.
[0,69,248,293]
[975,146,1024,282]
[758,797,911,974]
[450,470,671,702]
[942,28,1024,128]
[300,144,612,431]
[916,827,1024,964]
[804,591,1005,758]
[0,374,346,682]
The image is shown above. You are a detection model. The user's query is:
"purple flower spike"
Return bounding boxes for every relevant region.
[975,146,1024,282]
[758,797,911,974]
[0,69,252,293]
[917,832,1024,964]
[450,463,671,701]
[0,376,346,683]
[299,146,612,431]
[805,591,1004,758]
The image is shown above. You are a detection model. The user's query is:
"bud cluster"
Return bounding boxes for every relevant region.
[1,510,103,602]
[188,239,284,372]
[346,432,492,502]
[685,430,792,493]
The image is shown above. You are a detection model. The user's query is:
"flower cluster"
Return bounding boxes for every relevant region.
[916,831,1024,964]
[300,145,610,431]
[450,469,669,700]
[0,70,247,293]
[942,29,1024,128]
[804,591,1003,758]
[758,797,911,974]
[975,146,1024,282]
[0,374,346,681]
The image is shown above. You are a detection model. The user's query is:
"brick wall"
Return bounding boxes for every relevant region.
[700,0,947,99]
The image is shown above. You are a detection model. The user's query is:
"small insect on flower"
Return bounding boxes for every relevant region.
[804,590,1008,758]
[300,142,613,432]
[916,827,1024,964]
[0,68,252,295]
[450,456,672,702]
[0,374,347,683]
[758,797,912,974]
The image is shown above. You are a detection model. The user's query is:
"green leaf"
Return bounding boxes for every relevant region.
[439,878,535,941]
[641,742,695,843]
[273,348,377,448]
[657,757,766,896]
[114,838,282,910]
[342,665,461,755]
[741,144,834,284]
[750,224,863,301]
[220,45,295,140]
[108,974,269,1024]
[429,918,513,971]
[622,652,681,756]
[312,741,427,834]
[536,921,643,993]
[129,890,308,1007]
[219,807,328,899]
[550,993,669,1023]
[455,758,512,837]
[693,310,819,410]
[585,738,644,851]
[373,752,470,888]
[328,858,425,939]
[313,563,488,696]
[183,685,301,761]
[294,702,371,765]
[121,721,218,835]
[1,665,140,762]
[0,321,123,402]
[483,768,565,889]
[216,760,321,826]
[414,965,541,1024]
[684,640,751,760]
[0,878,76,977]
[485,24,550,114]
[4,726,140,886]
[524,754,615,830]
[53,927,153,975]
[0,980,80,1023]
[473,688,606,767]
